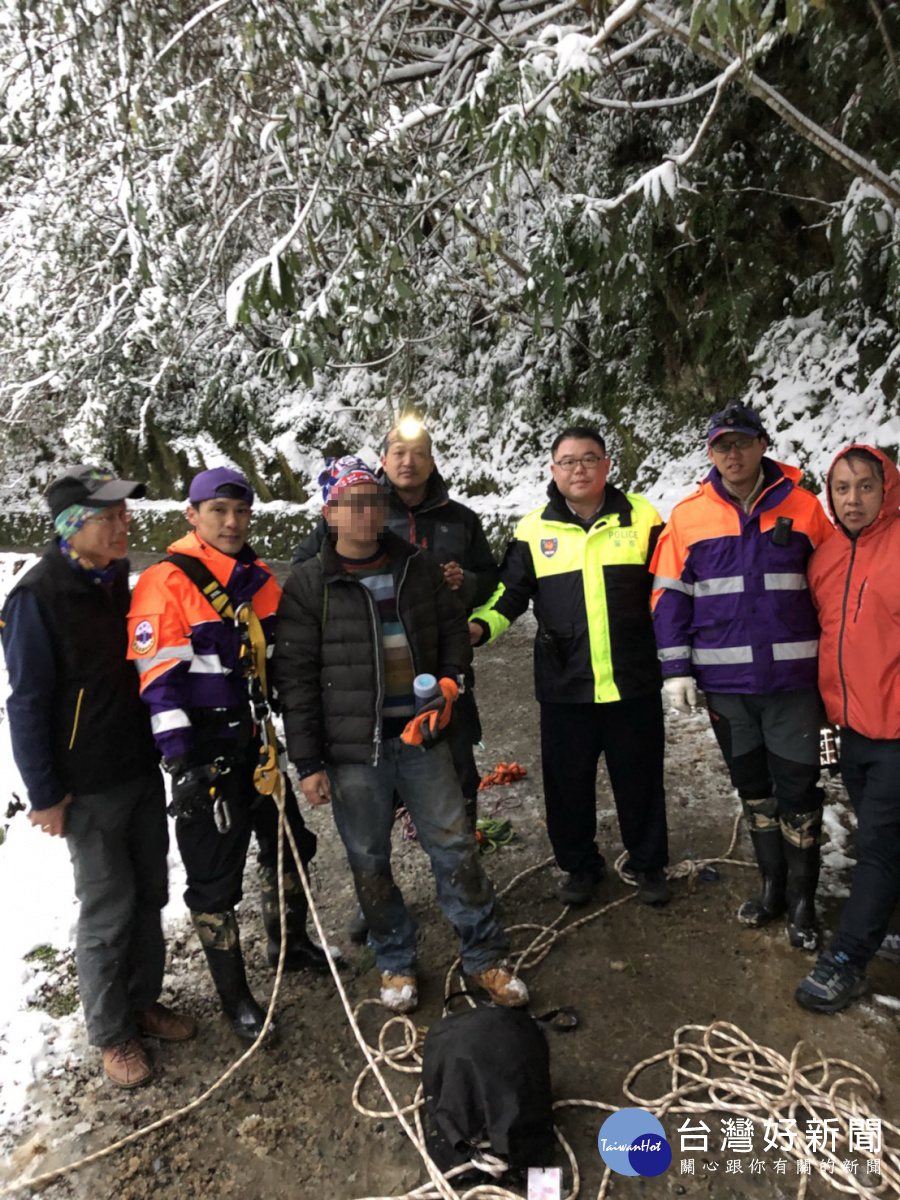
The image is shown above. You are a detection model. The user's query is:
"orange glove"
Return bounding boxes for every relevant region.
[401,678,459,749]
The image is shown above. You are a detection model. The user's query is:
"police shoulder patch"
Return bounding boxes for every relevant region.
[540,537,558,558]
[132,619,156,655]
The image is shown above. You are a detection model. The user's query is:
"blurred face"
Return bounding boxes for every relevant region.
[708,433,767,493]
[830,457,884,534]
[187,497,251,556]
[551,437,610,506]
[324,483,387,543]
[381,438,434,492]
[68,502,131,567]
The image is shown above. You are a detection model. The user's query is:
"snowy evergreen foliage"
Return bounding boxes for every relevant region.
[0,0,898,506]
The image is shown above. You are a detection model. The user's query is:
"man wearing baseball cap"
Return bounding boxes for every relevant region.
[127,467,322,1044]
[1,466,196,1088]
[651,404,833,949]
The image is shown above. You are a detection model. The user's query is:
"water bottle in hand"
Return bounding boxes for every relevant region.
[413,673,441,710]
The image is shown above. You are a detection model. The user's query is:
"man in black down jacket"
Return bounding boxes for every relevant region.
[273,456,527,1015]
[1,467,196,1089]
[293,420,496,822]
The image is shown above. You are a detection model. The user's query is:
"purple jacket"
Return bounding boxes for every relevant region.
[650,460,834,694]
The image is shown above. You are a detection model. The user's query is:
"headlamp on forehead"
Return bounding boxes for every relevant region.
[383,417,433,454]
[398,416,424,440]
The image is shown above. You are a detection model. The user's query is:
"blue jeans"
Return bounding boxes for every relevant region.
[328,739,508,975]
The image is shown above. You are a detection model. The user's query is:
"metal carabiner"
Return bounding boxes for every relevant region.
[213,794,232,835]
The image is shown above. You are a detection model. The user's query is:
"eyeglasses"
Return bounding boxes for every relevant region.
[710,436,757,455]
[85,508,132,527]
[553,454,606,472]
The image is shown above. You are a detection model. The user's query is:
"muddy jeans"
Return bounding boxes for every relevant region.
[65,771,169,1048]
[328,739,508,976]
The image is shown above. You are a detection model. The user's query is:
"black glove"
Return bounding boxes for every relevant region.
[166,762,222,820]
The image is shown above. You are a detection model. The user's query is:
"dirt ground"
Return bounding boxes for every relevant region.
[1,570,899,1200]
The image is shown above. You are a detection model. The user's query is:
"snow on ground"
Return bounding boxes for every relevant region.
[0,316,889,1139]
[0,554,188,1132]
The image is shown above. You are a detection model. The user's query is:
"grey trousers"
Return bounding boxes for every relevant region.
[64,771,169,1048]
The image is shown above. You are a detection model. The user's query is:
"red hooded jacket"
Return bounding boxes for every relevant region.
[808,445,900,739]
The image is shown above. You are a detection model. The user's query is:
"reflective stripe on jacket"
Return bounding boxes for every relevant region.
[127,532,280,762]
[471,484,663,704]
[809,445,900,739]
[650,459,833,694]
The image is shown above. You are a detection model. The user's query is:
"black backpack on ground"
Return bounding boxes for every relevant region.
[421,1003,572,1178]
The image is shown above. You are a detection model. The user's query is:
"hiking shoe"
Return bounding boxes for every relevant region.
[557,870,603,906]
[380,973,418,1014]
[635,869,672,907]
[876,931,900,963]
[795,950,867,1014]
[136,1002,197,1042]
[102,1037,153,1089]
[348,906,369,946]
[468,962,529,1008]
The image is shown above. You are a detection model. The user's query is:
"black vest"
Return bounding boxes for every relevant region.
[3,545,158,794]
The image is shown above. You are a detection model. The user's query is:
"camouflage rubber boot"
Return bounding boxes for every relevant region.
[737,798,787,927]
[191,910,274,1043]
[259,868,329,974]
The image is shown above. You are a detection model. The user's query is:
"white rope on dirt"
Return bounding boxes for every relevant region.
[6,793,894,1200]
[2,783,463,1200]
[0,782,295,1198]
[344,810,898,1200]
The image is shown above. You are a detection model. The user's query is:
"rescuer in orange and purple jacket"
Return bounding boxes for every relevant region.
[128,468,323,1045]
[650,403,833,953]
[796,446,900,1014]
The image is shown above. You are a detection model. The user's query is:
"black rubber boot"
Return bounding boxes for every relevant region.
[192,911,275,1043]
[783,840,820,952]
[259,868,329,973]
[737,829,787,927]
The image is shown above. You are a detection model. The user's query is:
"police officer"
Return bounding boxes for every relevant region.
[470,426,671,908]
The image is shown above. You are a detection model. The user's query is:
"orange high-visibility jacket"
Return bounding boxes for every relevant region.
[127,532,281,762]
[809,446,900,739]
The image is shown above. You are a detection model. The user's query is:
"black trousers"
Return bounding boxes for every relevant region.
[540,694,668,876]
[706,689,823,818]
[175,758,317,912]
[832,728,900,968]
[446,688,482,802]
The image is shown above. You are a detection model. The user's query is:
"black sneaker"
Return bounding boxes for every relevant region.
[635,869,672,907]
[557,870,603,906]
[876,931,900,963]
[795,950,867,1014]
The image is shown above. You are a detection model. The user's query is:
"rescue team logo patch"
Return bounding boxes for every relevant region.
[132,619,156,656]
[541,538,558,558]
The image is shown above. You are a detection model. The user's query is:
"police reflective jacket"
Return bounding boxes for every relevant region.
[127,532,281,763]
[809,446,900,739]
[470,483,663,703]
[650,459,833,695]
